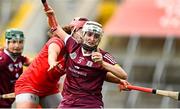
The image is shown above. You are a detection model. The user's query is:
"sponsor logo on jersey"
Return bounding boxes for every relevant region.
[69,67,87,77]
[74,65,80,69]
[8,62,23,72]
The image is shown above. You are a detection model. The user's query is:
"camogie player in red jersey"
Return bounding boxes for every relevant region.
[45,7,130,109]
[0,29,31,108]
[14,17,89,108]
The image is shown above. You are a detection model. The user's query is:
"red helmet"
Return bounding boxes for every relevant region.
[69,17,89,30]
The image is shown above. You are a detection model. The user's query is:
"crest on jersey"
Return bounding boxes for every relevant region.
[8,64,14,72]
[86,61,93,67]
[70,52,77,59]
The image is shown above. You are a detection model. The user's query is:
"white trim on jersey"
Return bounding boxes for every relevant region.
[81,47,92,57]
[103,53,116,64]
[64,35,71,45]
[4,49,17,62]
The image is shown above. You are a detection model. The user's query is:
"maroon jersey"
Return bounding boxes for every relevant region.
[60,37,117,108]
[0,49,28,108]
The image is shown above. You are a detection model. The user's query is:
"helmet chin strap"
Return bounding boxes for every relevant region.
[82,43,97,52]
[11,52,22,57]
[6,48,22,58]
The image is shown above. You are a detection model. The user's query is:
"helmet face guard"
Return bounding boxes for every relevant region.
[5,28,25,56]
[82,21,103,51]
[82,21,103,36]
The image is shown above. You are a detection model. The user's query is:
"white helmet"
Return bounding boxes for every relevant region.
[81,21,103,51]
[82,21,103,35]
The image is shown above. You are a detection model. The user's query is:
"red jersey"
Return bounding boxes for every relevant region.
[0,49,29,108]
[15,37,65,97]
[60,37,117,108]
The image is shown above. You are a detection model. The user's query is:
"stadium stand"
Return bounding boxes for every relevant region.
[103,0,180,108]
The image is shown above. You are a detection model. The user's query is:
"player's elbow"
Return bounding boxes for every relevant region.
[122,74,128,80]
[118,70,128,80]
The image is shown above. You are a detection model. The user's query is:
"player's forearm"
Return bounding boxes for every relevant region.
[48,51,58,65]
[105,72,121,83]
[45,7,68,41]
[102,61,128,80]
[48,44,60,65]
[43,5,58,30]
[53,26,67,41]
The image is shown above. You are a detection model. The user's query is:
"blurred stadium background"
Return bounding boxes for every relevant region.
[0,0,180,108]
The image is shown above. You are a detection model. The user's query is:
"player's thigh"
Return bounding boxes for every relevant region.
[40,93,62,108]
[15,93,39,108]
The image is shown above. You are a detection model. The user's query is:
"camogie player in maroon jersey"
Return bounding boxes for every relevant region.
[0,28,31,108]
[59,21,129,108]
[45,9,130,109]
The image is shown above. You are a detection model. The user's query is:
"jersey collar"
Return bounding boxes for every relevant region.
[81,47,94,56]
[4,49,17,62]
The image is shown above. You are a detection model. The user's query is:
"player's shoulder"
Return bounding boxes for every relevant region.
[48,37,64,46]
[66,36,78,44]
[98,48,110,55]
[0,50,5,62]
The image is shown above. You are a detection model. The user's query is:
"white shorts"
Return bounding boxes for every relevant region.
[15,93,62,108]
[40,93,62,108]
[16,93,39,104]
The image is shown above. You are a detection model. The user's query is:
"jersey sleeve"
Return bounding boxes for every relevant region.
[65,36,79,53]
[102,51,117,65]
[0,52,5,70]
[46,37,65,50]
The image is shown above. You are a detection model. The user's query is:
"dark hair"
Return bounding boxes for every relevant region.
[62,25,73,35]
[48,25,73,38]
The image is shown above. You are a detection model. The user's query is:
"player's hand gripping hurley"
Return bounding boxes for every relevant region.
[119,84,180,101]
[41,0,58,31]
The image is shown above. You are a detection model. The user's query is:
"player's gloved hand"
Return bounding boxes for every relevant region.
[91,52,103,64]
[119,80,131,92]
